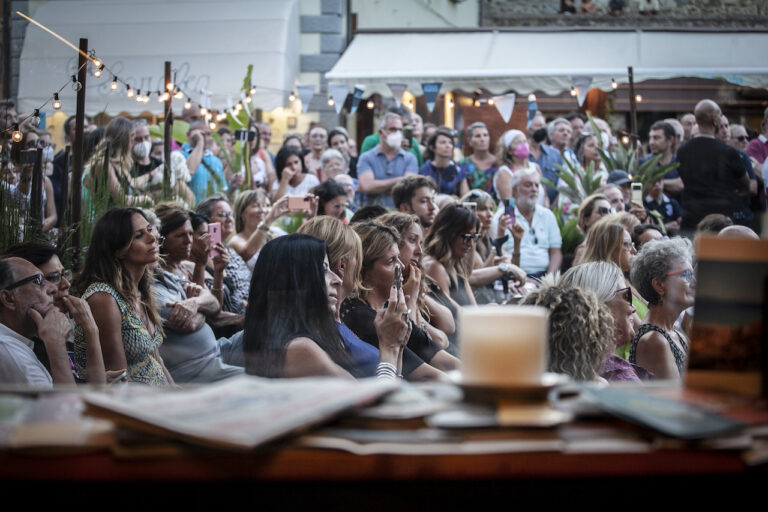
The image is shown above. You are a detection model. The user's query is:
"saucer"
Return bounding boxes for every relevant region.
[456,373,571,404]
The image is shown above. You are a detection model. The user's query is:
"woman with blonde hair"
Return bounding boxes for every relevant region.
[342,221,459,380]
[572,193,612,265]
[298,216,411,377]
[229,189,289,270]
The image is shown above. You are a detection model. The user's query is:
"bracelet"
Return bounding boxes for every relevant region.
[375,362,399,380]
[210,287,222,292]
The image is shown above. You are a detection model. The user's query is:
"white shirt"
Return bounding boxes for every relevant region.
[493,204,562,274]
[0,322,53,387]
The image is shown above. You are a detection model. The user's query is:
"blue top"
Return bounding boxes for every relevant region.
[337,321,379,377]
[530,144,564,204]
[181,143,227,203]
[419,160,463,195]
[356,146,418,207]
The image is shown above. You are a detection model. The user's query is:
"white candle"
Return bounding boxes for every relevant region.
[459,305,549,386]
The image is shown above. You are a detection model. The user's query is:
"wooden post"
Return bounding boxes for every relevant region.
[29,147,43,238]
[70,38,88,270]
[2,1,11,100]
[163,61,172,194]
[627,66,638,171]
[57,146,69,249]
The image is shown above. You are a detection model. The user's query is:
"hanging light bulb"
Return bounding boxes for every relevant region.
[249,86,256,95]
[92,58,102,69]
[366,100,374,109]
[110,76,118,91]
[184,98,192,110]
[209,121,216,130]
[245,96,252,104]
[166,82,175,92]
[611,78,618,90]
[52,93,61,110]
[71,75,82,92]
[93,64,104,78]
[488,98,494,105]
[621,135,630,145]
[30,109,41,128]
[570,86,577,97]
[11,123,22,143]
[200,107,208,116]
[635,94,643,102]
[126,85,134,98]
[205,112,212,121]
[288,91,296,102]
[174,89,184,99]
[327,98,335,106]
[135,89,143,102]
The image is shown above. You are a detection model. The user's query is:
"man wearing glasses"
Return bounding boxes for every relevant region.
[0,257,73,386]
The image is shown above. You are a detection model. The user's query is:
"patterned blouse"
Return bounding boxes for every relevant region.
[458,157,497,198]
[75,282,169,387]
[223,246,252,315]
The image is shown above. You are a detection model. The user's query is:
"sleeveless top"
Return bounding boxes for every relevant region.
[75,282,169,387]
[629,323,688,377]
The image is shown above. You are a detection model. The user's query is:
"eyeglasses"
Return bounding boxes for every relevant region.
[2,273,45,291]
[735,136,748,142]
[44,269,72,285]
[214,211,233,219]
[614,286,632,305]
[623,241,636,251]
[462,233,481,244]
[665,268,695,283]
[529,226,539,245]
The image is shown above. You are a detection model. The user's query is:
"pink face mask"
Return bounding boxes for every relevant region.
[513,142,530,159]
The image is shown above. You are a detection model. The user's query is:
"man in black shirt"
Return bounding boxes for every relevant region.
[131,120,162,177]
[676,99,750,232]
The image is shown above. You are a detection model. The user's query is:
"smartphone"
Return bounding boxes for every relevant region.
[394,263,402,292]
[504,198,516,226]
[109,370,129,386]
[403,126,413,148]
[461,201,477,214]
[631,182,643,205]
[208,222,221,258]
[288,195,310,212]
[234,129,256,142]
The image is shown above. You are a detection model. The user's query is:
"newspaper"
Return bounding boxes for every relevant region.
[83,375,398,451]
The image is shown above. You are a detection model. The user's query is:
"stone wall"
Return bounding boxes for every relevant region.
[482,0,768,28]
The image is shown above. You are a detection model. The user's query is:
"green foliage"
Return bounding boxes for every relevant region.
[549,203,584,257]
[545,156,603,210]
[632,153,679,192]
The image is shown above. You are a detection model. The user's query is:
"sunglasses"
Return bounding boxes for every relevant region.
[2,273,45,291]
[597,206,611,216]
[462,233,481,244]
[44,269,72,285]
[665,268,695,283]
[614,286,632,305]
[735,136,748,142]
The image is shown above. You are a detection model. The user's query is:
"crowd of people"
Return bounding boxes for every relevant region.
[0,95,765,387]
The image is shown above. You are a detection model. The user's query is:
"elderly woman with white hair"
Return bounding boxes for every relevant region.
[493,129,548,207]
[629,237,695,380]
[319,148,346,182]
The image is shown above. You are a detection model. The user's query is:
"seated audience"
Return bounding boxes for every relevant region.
[272,146,320,202]
[458,122,497,198]
[572,193,612,265]
[343,221,459,379]
[298,216,411,377]
[75,207,173,386]
[632,224,664,248]
[494,129,547,206]
[319,148,346,182]
[392,175,438,229]
[243,233,408,379]
[629,238,695,380]
[312,179,350,222]
[523,282,612,382]
[229,189,289,270]
[419,127,463,196]
[328,127,357,178]
[562,261,653,382]
[153,204,243,383]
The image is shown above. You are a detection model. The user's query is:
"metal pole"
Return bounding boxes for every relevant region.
[70,38,87,270]
[29,147,43,238]
[627,66,638,170]
[2,0,11,100]
[57,146,69,249]
[163,61,172,193]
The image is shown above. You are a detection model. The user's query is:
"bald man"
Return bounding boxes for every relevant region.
[676,99,750,231]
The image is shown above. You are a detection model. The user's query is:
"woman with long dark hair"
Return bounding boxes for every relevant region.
[272,146,320,202]
[243,233,408,379]
[75,207,173,386]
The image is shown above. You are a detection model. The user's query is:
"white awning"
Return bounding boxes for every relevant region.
[325,30,768,97]
[18,0,299,116]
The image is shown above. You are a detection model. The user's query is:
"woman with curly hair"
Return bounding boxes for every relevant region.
[522,282,613,382]
[629,238,695,380]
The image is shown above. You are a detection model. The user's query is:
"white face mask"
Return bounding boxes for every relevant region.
[41,146,54,163]
[385,131,403,149]
[132,140,152,159]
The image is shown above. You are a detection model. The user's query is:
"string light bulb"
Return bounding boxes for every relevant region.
[184,98,191,110]
[92,58,101,68]
[166,82,175,92]
[52,93,61,110]
[11,124,22,143]
[200,107,208,116]
[611,78,618,90]
[126,85,134,98]
[621,135,630,145]
[249,86,256,95]
[245,96,252,104]
[327,98,335,106]
[635,94,643,102]
[71,75,82,92]
[110,76,118,91]
[93,64,104,78]
[30,109,41,128]
[135,89,143,102]
[288,91,296,102]
[174,90,184,99]
[488,99,494,105]
[366,100,374,109]
[570,86,577,97]
[205,112,212,121]
[209,121,216,130]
